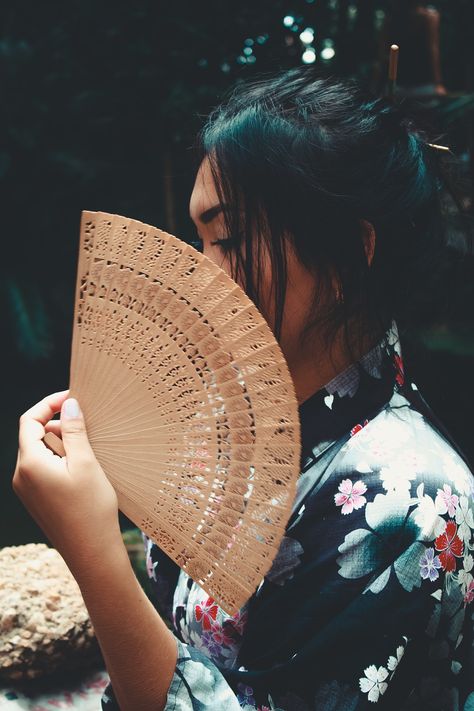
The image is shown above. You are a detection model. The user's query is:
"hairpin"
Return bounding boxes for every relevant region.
[427,143,451,153]
[387,44,399,98]
[386,44,451,153]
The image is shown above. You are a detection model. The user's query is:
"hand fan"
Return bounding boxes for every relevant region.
[44,211,301,614]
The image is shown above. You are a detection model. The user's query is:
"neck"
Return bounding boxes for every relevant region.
[284,325,379,406]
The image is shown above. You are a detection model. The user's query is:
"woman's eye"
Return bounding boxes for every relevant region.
[210,236,239,252]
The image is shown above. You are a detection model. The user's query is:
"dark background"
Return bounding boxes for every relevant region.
[1,0,473,547]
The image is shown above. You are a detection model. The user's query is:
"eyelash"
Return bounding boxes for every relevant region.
[210,237,239,252]
[191,230,241,255]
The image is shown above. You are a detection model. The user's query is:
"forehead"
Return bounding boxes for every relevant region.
[189,157,220,223]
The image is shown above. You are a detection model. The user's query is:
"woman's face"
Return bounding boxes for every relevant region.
[188,157,240,277]
[189,157,376,402]
[189,157,320,361]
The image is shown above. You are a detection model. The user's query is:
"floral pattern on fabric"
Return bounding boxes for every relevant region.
[101,323,474,710]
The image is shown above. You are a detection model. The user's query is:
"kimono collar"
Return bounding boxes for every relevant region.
[298,322,402,471]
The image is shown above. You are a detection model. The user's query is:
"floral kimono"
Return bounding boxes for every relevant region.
[102,324,474,710]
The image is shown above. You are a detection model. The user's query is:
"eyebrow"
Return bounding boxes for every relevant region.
[198,204,226,225]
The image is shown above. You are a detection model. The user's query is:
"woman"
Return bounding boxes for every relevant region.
[14,70,474,709]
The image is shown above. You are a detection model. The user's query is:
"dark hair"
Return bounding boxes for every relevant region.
[196,67,465,358]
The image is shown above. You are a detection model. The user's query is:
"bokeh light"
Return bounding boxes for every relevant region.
[321,46,335,60]
[302,47,316,64]
[299,28,314,45]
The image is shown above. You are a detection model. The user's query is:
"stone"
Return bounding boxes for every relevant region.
[0,543,102,681]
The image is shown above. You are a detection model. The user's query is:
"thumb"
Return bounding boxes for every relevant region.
[60,398,95,464]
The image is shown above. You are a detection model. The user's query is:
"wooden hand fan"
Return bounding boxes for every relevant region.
[44,211,301,614]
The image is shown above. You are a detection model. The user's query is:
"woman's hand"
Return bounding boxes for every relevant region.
[13,391,179,711]
[13,390,122,571]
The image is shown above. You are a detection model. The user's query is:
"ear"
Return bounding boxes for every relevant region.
[360,219,376,267]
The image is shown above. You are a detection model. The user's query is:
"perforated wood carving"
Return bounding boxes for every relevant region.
[47,210,301,614]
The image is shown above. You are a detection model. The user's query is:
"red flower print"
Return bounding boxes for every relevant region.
[350,420,369,437]
[195,596,219,631]
[394,354,405,387]
[210,625,234,647]
[434,520,464,572]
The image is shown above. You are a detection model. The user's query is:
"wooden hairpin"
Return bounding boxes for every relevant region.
[387,44,399,98]
[427,143,451,152]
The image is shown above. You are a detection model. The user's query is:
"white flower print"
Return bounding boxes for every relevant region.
[324,394,334,410]
[380,450,426,495]
[359,665,389,703]
[464,554,473,573]
[369,418,412,448]
[352,416,411,464]
[435,484,459,517]
[356,461,373,474]
[455,496,474,543]
[387,650,402,673]
[442,455,474,497]
[387,639,407,673]
[457,554,474,596]
[182,628,212,657]
[411,484,446,538]
[379,464,416,495]
[145,537,159,582]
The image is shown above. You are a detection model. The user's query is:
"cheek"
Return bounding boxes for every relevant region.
[203,245,234,280]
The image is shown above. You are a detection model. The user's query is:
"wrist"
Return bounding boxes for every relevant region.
[61,526,128,584]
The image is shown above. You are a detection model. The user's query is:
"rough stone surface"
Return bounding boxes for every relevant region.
[0,543,102,681]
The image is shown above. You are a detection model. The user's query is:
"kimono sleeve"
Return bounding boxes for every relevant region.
[101,636,242,710]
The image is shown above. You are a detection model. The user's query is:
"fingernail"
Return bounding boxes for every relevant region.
[63,398,81,419]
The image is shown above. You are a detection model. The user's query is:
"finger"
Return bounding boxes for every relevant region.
[60,398,96,466]
[44,420,62,437]
[13,449,20,478]
[19,390,69,455]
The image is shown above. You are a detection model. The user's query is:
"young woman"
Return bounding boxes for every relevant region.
[14,69,474,710]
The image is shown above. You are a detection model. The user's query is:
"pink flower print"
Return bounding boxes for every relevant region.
[210,625,234,647]
[335,479,367,515]
[464,580,474,606]
[350,419,369,438]
[195,596,219,631]
[230,608,248,635]
[435,484,459,518]
[419,547,442,582]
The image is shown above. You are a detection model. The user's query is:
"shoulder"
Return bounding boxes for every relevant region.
[339,390,473,500]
